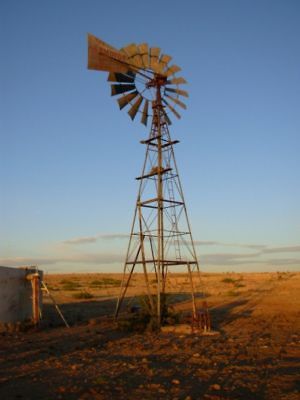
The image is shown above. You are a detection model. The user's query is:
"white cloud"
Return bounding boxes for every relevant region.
[98,234,129,240]
[62,236,98,245]
[1,252,299,271]
[193,240,220,246]
[0,257,59,267]
[0,252,123,267]
[62,233,128,245]
[200,252,260,265]
[193,240,267,250]
[194,241,300,255]
[262,245,300,254]
[65,252,124,264]
[5,234,298,271]
[264,258,300,266]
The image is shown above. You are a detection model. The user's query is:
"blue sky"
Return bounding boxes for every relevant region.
[0,0,299,273]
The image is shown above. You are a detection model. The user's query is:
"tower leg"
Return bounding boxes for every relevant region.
[187,263,197,319]
[115,245,141,318]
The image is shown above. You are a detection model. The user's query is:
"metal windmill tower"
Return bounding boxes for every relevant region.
[88,34,203,328]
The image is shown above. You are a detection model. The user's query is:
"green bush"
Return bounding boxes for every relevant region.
[89,278,121,288]
[222,277,236,284]
[102,278,121,286]
[234,282,245,288]
[72,291,94,299]
[60,279,82,291]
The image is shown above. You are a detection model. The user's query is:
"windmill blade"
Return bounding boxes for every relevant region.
[165,64,182,77]
[169,77,187,85]
[151,61,165,75]
[122,43,139,57]
[111,84,136,96]
[150,47,160,65]
[138,43,149,68]
[150,47,160,71]
[141,100,149,126]
[162,109,172,125]
[131,53,143,68]
[165,87,189,98]
[128,95,143,120]
[162,99,181,119]
[159,54,172,69]
[88,34,130,73]
[117,90,139,110]
[165,93,187,109]
[107,72,135,83]
[121,43,144,69]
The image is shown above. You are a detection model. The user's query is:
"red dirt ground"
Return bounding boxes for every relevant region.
[0,272,299,399]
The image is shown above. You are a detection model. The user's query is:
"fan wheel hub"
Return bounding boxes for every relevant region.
[146,75,167,89]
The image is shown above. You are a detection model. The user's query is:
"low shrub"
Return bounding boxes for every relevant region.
[72,291,94,299]
[60,279,82,291]
[89,278,121,288]
[234,282,245,288]
[222,277,236,284]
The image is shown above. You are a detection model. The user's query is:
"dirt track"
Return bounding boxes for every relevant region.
[0,272,299,399]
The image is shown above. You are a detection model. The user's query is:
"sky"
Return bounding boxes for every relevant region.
[0,0,299,273]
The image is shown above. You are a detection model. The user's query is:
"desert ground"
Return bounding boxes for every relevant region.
[0,271,299,400]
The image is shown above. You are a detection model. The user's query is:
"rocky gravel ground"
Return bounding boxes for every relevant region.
[0,272,299,399]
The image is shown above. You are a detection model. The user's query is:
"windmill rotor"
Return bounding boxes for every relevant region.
[87,34,189,126]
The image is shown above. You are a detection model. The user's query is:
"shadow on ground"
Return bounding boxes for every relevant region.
[42,298,117,327]
[211,299,252,330]
[42,292,205,327]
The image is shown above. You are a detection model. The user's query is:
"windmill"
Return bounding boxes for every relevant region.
[87,34,207,330]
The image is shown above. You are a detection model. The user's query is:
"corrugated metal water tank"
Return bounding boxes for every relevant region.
[0,266,43,330]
